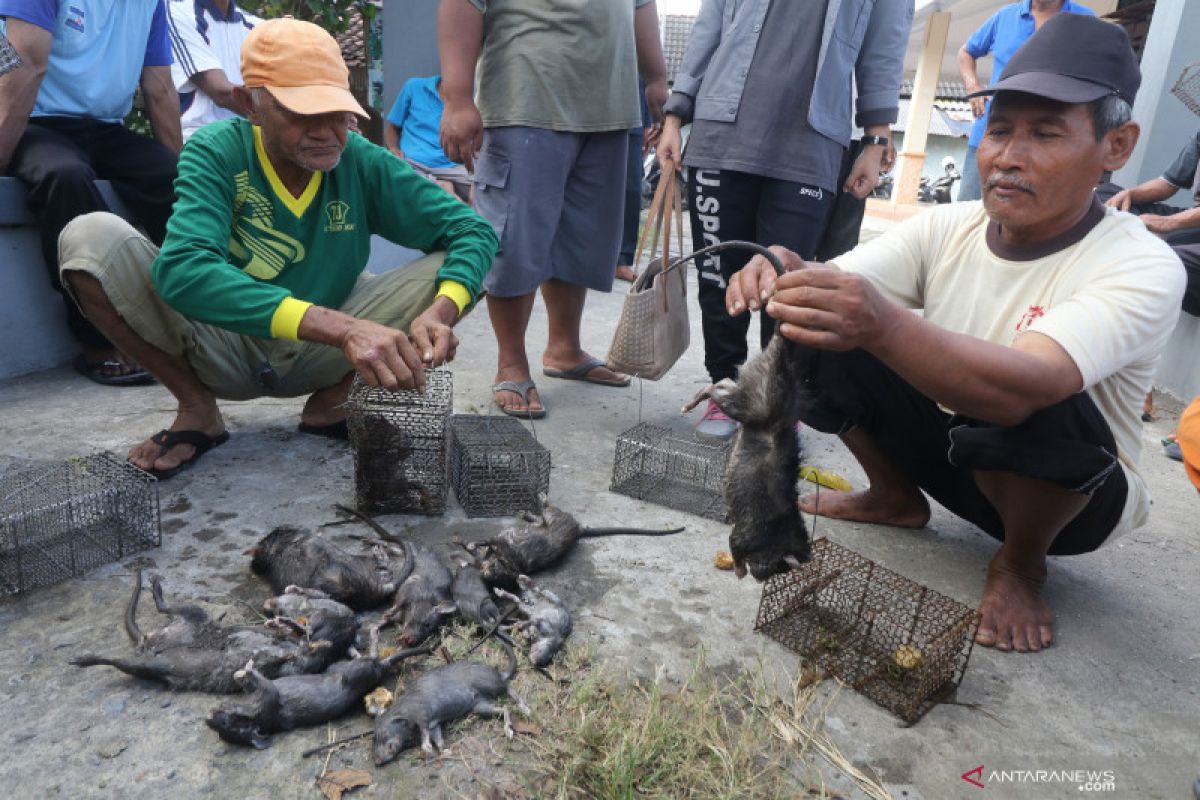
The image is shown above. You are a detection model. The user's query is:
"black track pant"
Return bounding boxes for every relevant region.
[687,168,835,383]
[797,348,1127,555]
[8,117,177,349]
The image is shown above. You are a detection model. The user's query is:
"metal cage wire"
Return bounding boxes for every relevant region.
[0,33,22,77]
[610,422,731,522]
[0,454,160,596]
[346,370,452,515]
[449,414,550,517]
[1172,61,1200,118]
[755,538,980,724]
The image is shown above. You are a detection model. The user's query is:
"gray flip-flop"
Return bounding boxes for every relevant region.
[492,379,547,419]
[542,356,630,387]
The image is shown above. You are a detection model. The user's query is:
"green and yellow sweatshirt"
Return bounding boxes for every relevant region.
[152,118,497,340]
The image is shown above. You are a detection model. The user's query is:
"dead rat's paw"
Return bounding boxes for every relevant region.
[728,519,811,582]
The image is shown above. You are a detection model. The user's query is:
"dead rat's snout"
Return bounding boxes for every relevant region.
[373,718,418,765]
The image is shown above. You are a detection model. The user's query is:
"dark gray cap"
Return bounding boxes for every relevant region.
[966,14,1141,105]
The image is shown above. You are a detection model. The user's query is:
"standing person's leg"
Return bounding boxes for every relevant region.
[91,123,177,246]
[615,130,643,282]
[542,130,629,386]
[7,118,149,380]
[688,168,761,383]
[755,178,836,350]
[473,127,574,418]
[957,144,982,202]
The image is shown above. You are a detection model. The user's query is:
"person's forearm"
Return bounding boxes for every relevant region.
[142,67,183,153]
[634,2,667,85]
[297,295,460,349]
[1166,205,1200,230]
[0,62,42,172]
[1131,177,1182,205]
[384,123,401,155]
[957,47,981,91]
[868,309,1081,426]
[438,0,483,104]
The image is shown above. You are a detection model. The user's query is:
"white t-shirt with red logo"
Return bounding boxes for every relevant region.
[833,200,1186,540]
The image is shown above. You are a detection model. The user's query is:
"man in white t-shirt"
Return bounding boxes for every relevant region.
[166,0,261,141]
[723,15,1186,654]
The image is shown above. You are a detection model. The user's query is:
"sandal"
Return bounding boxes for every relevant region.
[492,379,546,419]
[138,429,230,480]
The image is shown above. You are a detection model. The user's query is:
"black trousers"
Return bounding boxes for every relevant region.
[1175,243,1200,317]
[687,168,835,383]
[797,348,1127,555]
[8,117,177,349]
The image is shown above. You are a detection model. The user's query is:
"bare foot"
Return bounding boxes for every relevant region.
[301,376,351,428]
[615,264,637,282]
[492,367,543,416]
[975,557,1053,652]
[798,487,930,528]
[128,404,225,474]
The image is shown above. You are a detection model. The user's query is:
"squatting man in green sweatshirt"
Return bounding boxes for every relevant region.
[56,19,498,479]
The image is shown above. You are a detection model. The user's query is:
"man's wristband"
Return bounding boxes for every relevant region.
[860,135,890,147]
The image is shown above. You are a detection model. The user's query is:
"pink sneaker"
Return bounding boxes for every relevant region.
[695,399,737,440]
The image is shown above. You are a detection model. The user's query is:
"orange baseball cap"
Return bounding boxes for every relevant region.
[1178,396,1200,492]
[241,18,368,119]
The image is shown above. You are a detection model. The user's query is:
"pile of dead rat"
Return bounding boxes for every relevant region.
[69,498,682,763]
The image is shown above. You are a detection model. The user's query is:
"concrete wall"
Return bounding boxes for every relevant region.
[1155,312,1200,401]
[1112,0,1200,205]
[382,0,440,117]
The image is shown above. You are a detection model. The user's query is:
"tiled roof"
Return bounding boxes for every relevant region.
[662,14,696,84]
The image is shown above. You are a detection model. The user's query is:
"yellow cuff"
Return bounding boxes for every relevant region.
[436,281,472,316]
[269,297,313,341]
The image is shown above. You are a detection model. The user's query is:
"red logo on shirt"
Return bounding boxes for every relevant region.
[1015,305,1045,334]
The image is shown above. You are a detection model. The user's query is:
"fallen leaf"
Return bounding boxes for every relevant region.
[364,686,393,717]
[316,768,372,800]
[509,719,543,736]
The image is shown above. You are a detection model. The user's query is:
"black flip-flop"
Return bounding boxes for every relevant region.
[138,429,230,480]
[73,354,156,386]
[297,420,349,441]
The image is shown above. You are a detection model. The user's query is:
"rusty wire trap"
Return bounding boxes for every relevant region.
[449,414,550,518]
[610,422,731,522]
[0,454,160,596]
[756,537,980,724]
[346,370,452,515]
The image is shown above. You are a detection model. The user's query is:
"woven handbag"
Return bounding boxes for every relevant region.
[605,160,689,381]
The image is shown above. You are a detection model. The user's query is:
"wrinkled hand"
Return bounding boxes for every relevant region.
[339,319,429,392]
[657,114,684,172]
[969,96,987,118]
[1138,213,1178,234]
[1105,189,1133,211]
[765,268,900,351]
[645,78,669,126]
[440,99,484,172]
[408,298,460,368]
[844,145,886,199]
[725,245,806,316]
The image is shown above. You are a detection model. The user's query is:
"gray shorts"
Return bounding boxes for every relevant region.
[472,126,628,298]
[58,212,440,401]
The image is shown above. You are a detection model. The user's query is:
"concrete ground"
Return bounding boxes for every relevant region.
[0,213,1197,799]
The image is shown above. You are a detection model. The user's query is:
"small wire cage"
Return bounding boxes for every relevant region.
[755,538,980,724]
[449,414,550,517]
[0,454,160,596]
[346,370,452,515]
[1172,61,1200,118]
[0,32,21,77]
[609,422,731,522]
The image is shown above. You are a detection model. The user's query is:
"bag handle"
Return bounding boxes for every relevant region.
[631,159,686,294]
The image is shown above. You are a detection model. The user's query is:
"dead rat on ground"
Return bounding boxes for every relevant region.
[458,495,685,591]
[451,561,501,628]
[248,524,413,611]
[494,575,572,667]
[681,241,813,581]
[206,643,432,749]
[70,571,343,692]
[372,635,530,763]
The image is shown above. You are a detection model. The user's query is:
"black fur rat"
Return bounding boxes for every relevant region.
[460,495,685,591]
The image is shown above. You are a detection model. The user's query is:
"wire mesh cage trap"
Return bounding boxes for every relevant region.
[0,32,21,77]
[0,454,160,596]
[346,370,452,515]
[449,414,550,517]
[755,538,980,724]
[609,422,731,522]
[1172,61,1200,118]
